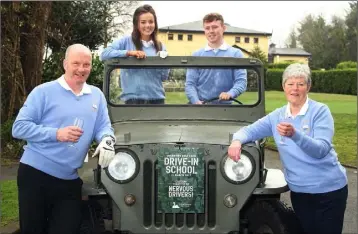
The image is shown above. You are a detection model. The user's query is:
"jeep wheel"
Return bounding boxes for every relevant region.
[80,200,106,234]
[243,200,302,234]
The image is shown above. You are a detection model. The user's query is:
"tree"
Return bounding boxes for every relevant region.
[1,1,139,124]
[102,1,139,47]
[295,5,356,69]
[345,1,357,61]
[297,14,329,69]
[20,2,52,95]
[285,28,298,48]
[43,1,139,84]
[46,1,138,53]
[325,15,348,68]
[249,46,268,65]
[1,2,52,122]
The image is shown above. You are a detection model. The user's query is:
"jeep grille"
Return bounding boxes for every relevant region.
[143,160,217,229]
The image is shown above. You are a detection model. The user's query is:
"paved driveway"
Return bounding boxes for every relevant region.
[263,150,357,234]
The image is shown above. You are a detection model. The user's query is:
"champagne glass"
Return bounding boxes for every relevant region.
[68,117,84,149]
[278,112,291,145]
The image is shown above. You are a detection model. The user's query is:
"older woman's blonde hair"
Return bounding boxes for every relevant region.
[282,63,311,86]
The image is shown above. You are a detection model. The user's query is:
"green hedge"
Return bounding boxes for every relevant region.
[266,69,357,95]
[336,61,357,69]
[266,62,299,69]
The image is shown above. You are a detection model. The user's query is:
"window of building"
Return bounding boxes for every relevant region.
[168,34,173,40]
[245,37,250,43]
[178,34,183,41]
[187,34,193,41]
[268,54,274,63]
[254,37,259,44]
[235,36,241,43]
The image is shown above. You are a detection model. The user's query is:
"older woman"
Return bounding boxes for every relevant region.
[228,63,348,234]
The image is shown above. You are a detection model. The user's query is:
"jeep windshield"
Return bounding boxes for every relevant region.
[103,56,265,123]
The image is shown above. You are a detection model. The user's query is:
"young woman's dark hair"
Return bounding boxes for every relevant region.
[131,4,162,52]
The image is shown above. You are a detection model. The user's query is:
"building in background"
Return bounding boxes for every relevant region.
[158,20,272,57]
[268,43,311,64]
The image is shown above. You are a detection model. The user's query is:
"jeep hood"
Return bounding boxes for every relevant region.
[112,120,249,146]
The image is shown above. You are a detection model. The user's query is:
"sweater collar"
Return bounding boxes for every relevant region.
[285,96,309,118]
[57,75,91,96]
[204,42,230,52]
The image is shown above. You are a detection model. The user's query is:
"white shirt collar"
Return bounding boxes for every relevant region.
[285,96,309,118]
[57,75,91,96]
[142,40,154,48]
[204,42,230,52]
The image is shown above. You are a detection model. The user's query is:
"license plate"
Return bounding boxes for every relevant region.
[157,147,205,213]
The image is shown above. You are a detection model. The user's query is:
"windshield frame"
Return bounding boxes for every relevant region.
[103,56,266,123]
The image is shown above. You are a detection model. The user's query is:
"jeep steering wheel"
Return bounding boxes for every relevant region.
[202,97,243,105]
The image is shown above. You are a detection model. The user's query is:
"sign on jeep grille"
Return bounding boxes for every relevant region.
[157,147,205,213]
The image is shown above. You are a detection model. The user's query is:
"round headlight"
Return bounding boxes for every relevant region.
[107,151,138,183]
[222,153,255,184]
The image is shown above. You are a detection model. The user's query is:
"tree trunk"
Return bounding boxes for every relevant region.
[1,1,52,123]
[20,1,52,95]
[1,2,26,123]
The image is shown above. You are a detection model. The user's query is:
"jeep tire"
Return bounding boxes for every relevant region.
[80,200,106,234]
[243,199,302,234]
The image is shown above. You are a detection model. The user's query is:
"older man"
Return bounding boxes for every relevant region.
[185,13,247,104]
[12,44,115,234]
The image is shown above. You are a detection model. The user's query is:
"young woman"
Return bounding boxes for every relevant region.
[101,4,169,104]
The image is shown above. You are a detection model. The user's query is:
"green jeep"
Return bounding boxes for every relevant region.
[80,56,302,234]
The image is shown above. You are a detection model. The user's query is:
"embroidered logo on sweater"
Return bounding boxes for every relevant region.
[301,119,310,135]
[92,104,98,111]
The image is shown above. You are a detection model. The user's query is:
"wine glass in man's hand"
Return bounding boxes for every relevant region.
[68,118,84,149]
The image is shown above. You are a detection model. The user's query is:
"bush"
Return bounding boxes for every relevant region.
[266,62,297,69]
[42,52,65,83]
[265,69,283,90]
[310,69,357,95]
[1,118,25,159]
[87,55,104,89]
[43,53,104,88]
[336,61,357,69]
[247,69,259,91]
[169,68,186,81]
[265,69,357,95]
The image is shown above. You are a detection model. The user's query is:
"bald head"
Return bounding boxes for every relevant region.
[63,44,92,85]
[65,44,92,59]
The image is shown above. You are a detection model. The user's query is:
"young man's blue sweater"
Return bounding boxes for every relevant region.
[185,45,247,104]
[12,77,114,180]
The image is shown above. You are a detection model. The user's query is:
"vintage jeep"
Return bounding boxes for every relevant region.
[80,56,301,234]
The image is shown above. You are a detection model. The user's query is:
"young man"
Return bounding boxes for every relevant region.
[12,44,116,234]
[185,13,247,104]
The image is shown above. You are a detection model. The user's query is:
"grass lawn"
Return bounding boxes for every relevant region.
[166,91,357,167]
[1,180,19,227]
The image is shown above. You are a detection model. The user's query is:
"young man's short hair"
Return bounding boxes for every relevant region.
[203,13,224,24]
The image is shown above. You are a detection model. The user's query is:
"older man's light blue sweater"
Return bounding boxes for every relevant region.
[12,79,114,180]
